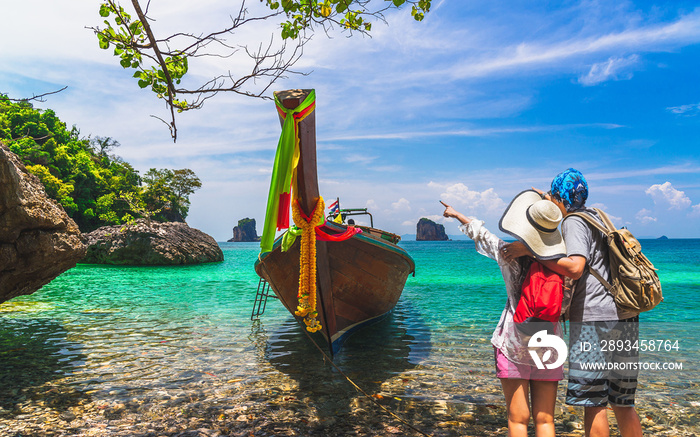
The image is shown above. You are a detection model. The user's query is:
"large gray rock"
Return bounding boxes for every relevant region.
[228,217,260,242]
[82,220,223,265]
[0,142,86,304]
[416,217,449,241]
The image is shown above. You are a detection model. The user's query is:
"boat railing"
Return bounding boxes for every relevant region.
[358,226,402,245]
[326,207,404,245]
[328,208,374,228]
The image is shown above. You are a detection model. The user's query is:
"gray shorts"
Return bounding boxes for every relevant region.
[566,316,639,407]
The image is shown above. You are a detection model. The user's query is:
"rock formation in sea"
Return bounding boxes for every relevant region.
[81,220,224,265]
[416,217,449,241]
[228,218,260,242]
[0,142,86,304]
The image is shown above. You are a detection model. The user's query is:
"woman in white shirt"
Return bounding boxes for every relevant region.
[442,190,566,437]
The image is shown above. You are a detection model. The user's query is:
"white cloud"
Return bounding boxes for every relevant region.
[667,102,700,116]
[578,55,640,86]
[691,204,700,217]
[645,182,692,210]
[447,10,700,80]
[423,214,447,223]
[324,123,623,142]
[391,198,412,213]
[344,154,378,165]
[586,163,700,181]
[636,208,657,224]
[436,182,506,215]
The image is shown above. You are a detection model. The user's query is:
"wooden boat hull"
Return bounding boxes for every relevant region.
[255,221,415,355]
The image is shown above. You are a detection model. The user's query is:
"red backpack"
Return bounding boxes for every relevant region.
[514,262,564,331]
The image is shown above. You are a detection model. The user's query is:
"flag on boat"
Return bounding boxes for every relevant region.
[328,200,339,214]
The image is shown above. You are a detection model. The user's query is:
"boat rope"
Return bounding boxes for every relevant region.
[299,327,434,437]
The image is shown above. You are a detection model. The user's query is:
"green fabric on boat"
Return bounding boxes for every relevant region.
[281,226,303,252]
[260,90,316,253]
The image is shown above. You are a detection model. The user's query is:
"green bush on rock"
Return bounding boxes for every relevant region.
[0,95,200,232]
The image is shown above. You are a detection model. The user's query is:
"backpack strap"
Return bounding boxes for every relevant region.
[584,263,613,290]
[564,209,614,292]
[591,208,618,233]
[566,208,612,235]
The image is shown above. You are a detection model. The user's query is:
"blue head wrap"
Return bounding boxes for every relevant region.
[550,168,588,212]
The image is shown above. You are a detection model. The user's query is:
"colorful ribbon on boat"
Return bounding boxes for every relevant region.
[292,196,325,332]
[260,90,316,254]
[281,221,362,252]
[281,226,303,252]
[315,224,362,241]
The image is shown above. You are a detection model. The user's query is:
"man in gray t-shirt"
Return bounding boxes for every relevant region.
[546,169,642,437]
[563,208,637,323]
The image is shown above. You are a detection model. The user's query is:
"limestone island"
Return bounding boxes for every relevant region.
[228,218,260,242]
[416,217,449,241]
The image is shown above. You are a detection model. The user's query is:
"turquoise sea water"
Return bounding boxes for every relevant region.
[1,239,699,433]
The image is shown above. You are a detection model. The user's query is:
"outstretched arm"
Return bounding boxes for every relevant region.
[441,201,471,225]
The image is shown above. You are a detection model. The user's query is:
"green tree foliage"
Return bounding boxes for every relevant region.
[0,95,201,231]
[142,168,201,221]
[268,0,432,39]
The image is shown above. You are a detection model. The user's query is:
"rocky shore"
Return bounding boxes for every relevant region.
[0,364,695,437]
[0,143,86,304]
[81,220,223,265]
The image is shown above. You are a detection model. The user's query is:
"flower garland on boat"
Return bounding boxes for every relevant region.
[292,196,326,332]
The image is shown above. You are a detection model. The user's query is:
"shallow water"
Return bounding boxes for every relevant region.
[0,240,698,436]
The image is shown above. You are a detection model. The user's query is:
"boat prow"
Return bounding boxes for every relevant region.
[255,221,415,355]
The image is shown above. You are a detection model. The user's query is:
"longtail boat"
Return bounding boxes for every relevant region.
[254,89,415,356]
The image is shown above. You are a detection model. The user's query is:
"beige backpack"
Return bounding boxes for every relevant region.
[566,208,663,313]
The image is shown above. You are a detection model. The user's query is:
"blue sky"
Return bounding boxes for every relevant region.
[2,0,699,240]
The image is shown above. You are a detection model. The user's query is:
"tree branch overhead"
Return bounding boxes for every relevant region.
[90,0,431,141]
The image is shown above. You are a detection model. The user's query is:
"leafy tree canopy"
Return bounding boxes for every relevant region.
[141,168,202,222]
[0,95,201,231]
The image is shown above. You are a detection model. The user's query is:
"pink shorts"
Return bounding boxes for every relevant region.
[494,347,563,381]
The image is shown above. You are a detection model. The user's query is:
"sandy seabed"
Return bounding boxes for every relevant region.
[1,360,697,437]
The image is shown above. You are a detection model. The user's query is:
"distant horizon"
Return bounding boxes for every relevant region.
[398,234,687,241]
[222,213,686,243]
[217,235,693,243]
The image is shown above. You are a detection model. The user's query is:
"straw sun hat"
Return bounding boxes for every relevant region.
[498,190,566,260]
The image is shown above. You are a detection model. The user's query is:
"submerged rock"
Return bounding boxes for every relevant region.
[416,218,449,241]
[0,142,86,304]
[81,220,223,265]
[228,218,260,242]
